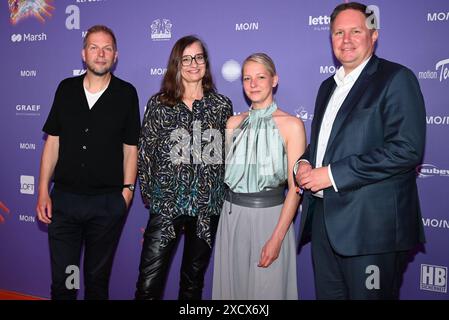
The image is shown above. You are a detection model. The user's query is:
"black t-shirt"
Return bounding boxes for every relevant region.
[43,74,141,194]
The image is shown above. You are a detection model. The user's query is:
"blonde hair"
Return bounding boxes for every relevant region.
[242,53,277,77]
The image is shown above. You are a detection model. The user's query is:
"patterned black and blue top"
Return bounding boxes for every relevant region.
[138,92,233,247]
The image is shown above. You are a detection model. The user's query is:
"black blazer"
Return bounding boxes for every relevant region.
[299,55,426,256]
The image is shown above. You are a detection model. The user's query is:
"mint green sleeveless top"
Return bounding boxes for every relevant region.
[224,102,288,193]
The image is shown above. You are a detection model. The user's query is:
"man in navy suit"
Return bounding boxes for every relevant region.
[295,2,426,299]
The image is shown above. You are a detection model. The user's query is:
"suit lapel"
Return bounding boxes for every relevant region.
[323,56,379,163]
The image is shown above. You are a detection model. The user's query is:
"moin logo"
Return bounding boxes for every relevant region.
[20,175,35,195]
[19,142,36,150]
[422,218,449,229]
[319,65,337,74]
[235,22,259,31]
[420,264,447,293]
[418,58,449,82]
[427,12,449,22]
[294,107,314,122]
[416,164,449,178]
[151,19,172,41]
[20,70,37,77]
[0,201,11,224]
[9,0,54,25]
[150,67,167,76]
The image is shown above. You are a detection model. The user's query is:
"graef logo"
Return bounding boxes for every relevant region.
[20,175,35,195]
[150,68,167,76]
[320,65,337,74]
[151,19,172,41]
[73,69,86,76]
[422,218,449,229]
[0,201,10,224]
[9,0,54,25]
[420,264,447,293]
[16,104,40,116]
[235,22,259,31]
[19,215,35,223]
[20,70,37,77]
[418,58,449,82]
[294,107,314,122]
[221,60,241,82]
[11,33,47,42]
[20,142,36,150]
[427,12,449,22]
[416,164,449,178]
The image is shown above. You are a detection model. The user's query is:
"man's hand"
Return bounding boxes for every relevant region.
[122,189,134,210]
[298,166,332,192]
[36,191,52,224]
[295,161,312,188]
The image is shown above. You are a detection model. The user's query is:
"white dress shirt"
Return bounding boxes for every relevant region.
[313,56,372,197]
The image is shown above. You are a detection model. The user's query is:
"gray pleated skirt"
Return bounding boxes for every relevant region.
[212,200,298,300]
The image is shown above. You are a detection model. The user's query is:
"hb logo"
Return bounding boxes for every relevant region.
[420,264,447,293]
[11,34,22,42]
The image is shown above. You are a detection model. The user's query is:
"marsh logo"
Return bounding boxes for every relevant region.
[0,201,11,224]
[420,264,447,293]
[418,58,449,82]
[9,0,54,25]
[150,67,166,76]
[11,33,22,42]
[11,33,47,42]
[235,22,259,31]
[294,107,314,122]
[20,175,35,195]
[422,218,449,229]
[221,60,241,82]
[15,104,40,116]
[427,12,449,22]
[73,69,86,76]
[20,70,37,77]
[416,164,449,178]
[151,19,172,41]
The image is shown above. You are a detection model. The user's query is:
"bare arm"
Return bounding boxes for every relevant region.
[36,135,59,224]
[258,117,306,268]
[122,143,138,209]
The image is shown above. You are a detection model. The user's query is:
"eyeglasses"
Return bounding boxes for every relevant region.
[181,54,206,66]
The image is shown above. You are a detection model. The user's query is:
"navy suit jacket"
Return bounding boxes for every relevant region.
[299,55,426,256]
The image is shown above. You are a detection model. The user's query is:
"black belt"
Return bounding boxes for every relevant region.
[225,185,286,212]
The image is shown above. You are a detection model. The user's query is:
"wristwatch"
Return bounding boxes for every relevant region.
[123,184,135,192]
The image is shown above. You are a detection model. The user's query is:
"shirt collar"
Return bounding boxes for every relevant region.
[334,55,372,86]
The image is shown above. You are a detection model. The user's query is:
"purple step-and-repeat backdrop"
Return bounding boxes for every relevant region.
[0,0,448,300]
